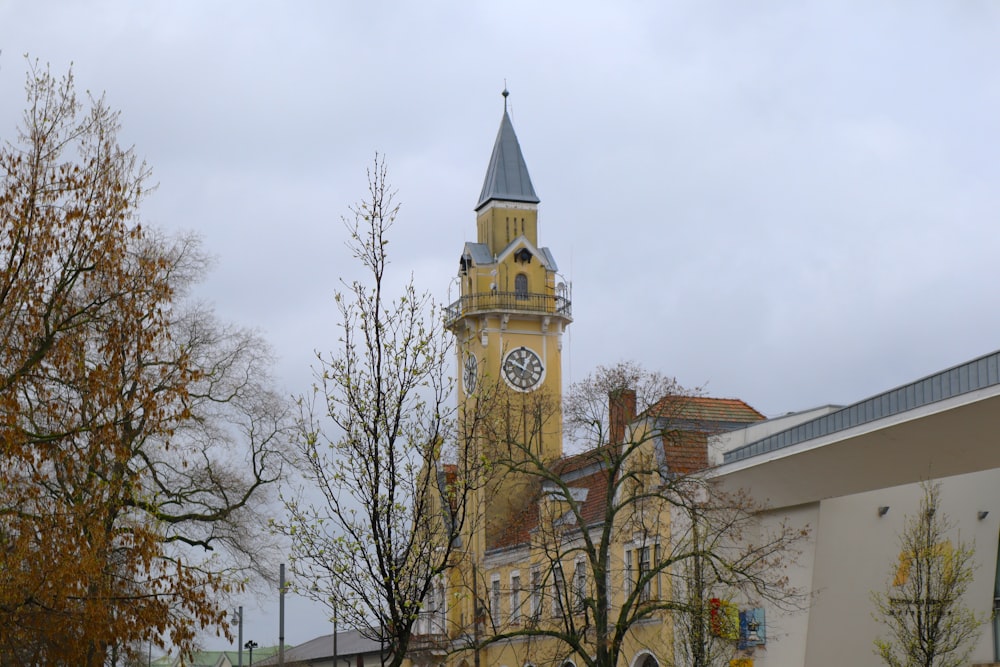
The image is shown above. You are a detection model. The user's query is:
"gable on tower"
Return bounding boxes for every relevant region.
[460,239,559,272]
[495,238,558,271]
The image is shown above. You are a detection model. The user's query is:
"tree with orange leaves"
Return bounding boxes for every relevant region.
[0,61,291,665]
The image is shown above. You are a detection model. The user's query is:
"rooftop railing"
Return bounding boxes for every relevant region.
[444,291,572,327]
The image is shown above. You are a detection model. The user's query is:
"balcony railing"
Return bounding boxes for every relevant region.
[444,291,572,327]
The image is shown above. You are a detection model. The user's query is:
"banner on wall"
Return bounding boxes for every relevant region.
[738,608,766,649]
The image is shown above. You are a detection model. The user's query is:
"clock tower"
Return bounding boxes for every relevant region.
[445,98,572,536]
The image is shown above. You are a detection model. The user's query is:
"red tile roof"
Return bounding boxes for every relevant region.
[644,395,764,425]
[484,395,763,553]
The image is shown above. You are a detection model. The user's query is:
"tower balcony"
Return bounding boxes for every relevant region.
[444,290,572,330]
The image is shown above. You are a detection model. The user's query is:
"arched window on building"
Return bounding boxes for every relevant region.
[515,273,528,299]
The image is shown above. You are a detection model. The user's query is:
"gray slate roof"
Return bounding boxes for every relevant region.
[463,241,558,272]
[464,242,494,265]
[253,629,383,666]
[476,111,539,210]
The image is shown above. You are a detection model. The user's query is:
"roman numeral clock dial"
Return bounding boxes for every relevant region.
[502,346,544,391]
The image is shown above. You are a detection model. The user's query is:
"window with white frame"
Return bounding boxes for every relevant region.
[605,552,612,609]
[530,565,542,621]
[624,542,660,604]
[419,581,437,635]
[653,543,661,599]
[573,557,587,612]
[552,562,566,616]
[624,549,633,600]
[491,575,501,627]
[510,572,522,625]
[638,546,651,601]
[420,577,447,635]
[435,579,447,633]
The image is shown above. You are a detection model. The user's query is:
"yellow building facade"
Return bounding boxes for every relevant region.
[409,104,767,667]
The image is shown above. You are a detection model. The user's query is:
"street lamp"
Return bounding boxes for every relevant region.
[244,640,258,666]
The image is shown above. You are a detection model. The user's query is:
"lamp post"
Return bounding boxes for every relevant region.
[234,607,244,667]
[244,640,258,666]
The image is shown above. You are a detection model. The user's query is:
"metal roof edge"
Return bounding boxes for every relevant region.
[722,348,1000,465]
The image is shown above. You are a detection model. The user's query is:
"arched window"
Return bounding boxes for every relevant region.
[515,273,528,299]
[632,652,659,667]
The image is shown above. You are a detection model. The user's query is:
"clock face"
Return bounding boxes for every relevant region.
[502,346,544,391]
[463,353,478,394]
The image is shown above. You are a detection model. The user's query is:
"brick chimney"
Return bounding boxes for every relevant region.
[608,388,637,445]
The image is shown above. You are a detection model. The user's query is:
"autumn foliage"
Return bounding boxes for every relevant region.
[0,63,289,664]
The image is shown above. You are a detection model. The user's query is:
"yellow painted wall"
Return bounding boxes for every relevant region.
[477,204,539,251]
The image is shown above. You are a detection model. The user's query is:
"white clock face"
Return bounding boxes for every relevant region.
[502,346,544,391]
[463,353,478,394]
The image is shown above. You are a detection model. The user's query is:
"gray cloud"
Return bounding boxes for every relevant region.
[3,0,1000,650]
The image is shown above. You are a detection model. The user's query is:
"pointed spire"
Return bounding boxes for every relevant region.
[476,92,539,211]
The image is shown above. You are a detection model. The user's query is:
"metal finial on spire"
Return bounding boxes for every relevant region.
[502,81,509,111]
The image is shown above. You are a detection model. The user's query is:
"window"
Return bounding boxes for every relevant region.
[510,573,521,625]
[653,543,661,599]
[530,566,542,621]
[515,273,528,299]
[573,558,587,612]
[420,581,437,635]
[624,549,633,599]
[625,544,658,603]
[552,562,566,616]
[436,580,447,633]
[421,578,446,635]
[605,553,612,609]
[491,575,501,627]
[638,546,651,602]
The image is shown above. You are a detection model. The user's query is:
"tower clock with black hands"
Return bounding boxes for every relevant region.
[502,346,544,391]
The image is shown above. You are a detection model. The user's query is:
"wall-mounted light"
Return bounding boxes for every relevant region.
[878,506,890,517]
[979,511,989,521]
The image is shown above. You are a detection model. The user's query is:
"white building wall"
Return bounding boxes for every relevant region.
[752,470,1000,667]
[748,503,820,667]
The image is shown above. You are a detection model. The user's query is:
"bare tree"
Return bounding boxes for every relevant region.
[276,156,485,667]
[0,61,292,665]
[457,362,806,667]
[872,482,983,667]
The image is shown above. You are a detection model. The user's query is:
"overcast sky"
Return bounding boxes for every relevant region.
[4,0,1000,653]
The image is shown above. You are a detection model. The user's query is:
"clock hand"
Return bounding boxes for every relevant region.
[508,357,527,373]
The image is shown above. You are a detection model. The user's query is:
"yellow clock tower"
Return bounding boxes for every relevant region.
[445,96,572,538]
